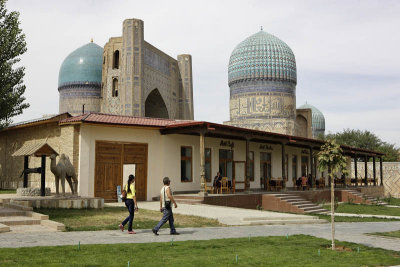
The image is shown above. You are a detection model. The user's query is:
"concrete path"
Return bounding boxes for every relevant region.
[106,201,324,225]
[335,212,400,220]
[1,222,400,251]
[1,198,400,251]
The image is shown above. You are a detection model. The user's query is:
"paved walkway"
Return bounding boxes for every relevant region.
[335,212,400,220]
[106,201,319,225]
[1,197,400,251]
[1,222,400,251]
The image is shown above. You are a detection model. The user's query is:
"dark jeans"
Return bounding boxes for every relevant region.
[153,207,176,233]
[122,199,135,231]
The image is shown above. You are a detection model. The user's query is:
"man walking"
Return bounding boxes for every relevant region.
[152,177,179,235]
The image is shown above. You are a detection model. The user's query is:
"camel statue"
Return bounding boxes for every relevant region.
[50,154,78,196]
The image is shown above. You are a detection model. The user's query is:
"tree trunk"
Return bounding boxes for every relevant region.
[330,172,335,250]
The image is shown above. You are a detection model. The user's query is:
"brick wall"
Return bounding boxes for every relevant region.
[0,122,78,192]
[203,194,262,209]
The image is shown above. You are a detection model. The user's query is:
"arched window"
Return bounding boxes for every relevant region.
[112,78,118,97]
[113,50,120,69]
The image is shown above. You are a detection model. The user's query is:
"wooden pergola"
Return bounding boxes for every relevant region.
[161,122,385,194]
[12,142,58,196]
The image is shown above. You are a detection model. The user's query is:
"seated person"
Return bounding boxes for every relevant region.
[296,177,302,187]
[301,174,308,190]
[227,179,232,190]
[213,172,222,188]
[340,174,346,184]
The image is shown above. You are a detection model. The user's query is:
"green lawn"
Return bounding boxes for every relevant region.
[323,203,400,217]
[384,197,400,206]
[1,235,399,266]
[0,189,16,194]
[371,230,400,239]
[35,207,222,231]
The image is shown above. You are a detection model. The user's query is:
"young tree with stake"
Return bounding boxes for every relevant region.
[317,139,348,250]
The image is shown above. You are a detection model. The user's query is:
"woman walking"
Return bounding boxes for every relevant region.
[119,174,138,234]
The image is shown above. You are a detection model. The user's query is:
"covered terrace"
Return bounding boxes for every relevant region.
[161,121,385,195]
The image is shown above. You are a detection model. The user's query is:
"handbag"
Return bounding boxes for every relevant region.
[164,186,171,209]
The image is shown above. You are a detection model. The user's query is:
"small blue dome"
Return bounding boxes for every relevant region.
[298,103,325,137]
[58,42,103,88]
[228,30,296,86]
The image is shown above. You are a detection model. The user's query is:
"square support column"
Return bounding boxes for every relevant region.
[40,155,46,197]
[198,131,208,196]
[23,156,29,188]
[281,143,286,189]
[354,155,358,187]
[309,147,313,188]
[380,157,383,186]
[364,155,368,186]
[373,157,376,186]
[245,138,251,192]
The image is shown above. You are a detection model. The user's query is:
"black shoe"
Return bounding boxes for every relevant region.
[152,229,159,236]
[170,232,180,235]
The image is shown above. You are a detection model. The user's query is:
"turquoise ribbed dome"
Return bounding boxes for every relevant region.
[228,30,296,86]
[298,103,325,137]
[58,42,103,87]
[228,30,296,84]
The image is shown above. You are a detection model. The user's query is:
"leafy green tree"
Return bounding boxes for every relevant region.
[317,139,348,250]
[0,0,29,129]
[324,129,399,162]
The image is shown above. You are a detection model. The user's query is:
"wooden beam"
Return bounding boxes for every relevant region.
[23,156,29,188]
[281,143,286,189]
[364,155,368,186]
[309,146,313,188]
[380,157,383,186]
[373,157,376,186]
[40,155,46,197]
[354,155,358,187]
[199,130,207,195]
[245,138,250,191]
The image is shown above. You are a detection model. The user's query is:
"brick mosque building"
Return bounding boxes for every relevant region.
[2,19,392,201]
[59,18,194,120]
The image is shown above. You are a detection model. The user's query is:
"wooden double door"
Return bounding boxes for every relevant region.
[95,141,148,201]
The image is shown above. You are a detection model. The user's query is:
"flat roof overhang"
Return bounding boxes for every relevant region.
[160,121,385,157]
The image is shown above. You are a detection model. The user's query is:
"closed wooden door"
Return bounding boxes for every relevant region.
[95,142,122,200]
[135,164,146,201]
[95,141,148,201]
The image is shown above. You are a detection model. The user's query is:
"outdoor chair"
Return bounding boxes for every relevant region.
[205,183,214,194]
[220,177,230,194]
[292,178,298,190]
[318,178,325,189]
[274,177,283,191]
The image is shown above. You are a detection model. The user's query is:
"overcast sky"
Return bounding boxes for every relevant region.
[7,0,400,146]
